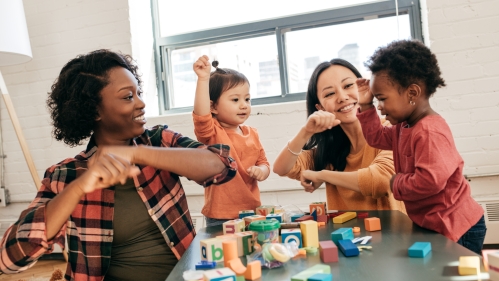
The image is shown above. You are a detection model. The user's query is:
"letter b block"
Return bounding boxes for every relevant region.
[200,238,224,262]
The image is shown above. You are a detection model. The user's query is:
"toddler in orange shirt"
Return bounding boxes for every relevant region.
[192,55,270,226]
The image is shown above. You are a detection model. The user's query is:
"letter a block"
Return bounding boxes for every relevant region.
[281,228,302,248]
[364,217,381,231]
[300,220,319,248]
[310,202,327,216]
[223,219,245,234]
[200,238,224,262]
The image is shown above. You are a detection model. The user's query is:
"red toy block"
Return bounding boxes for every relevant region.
[317,215,328,223]
[327,212,345,219]
[365,217,381,231]
[319,240,338,263]
[295,215,314,222]
[357,212,369,218]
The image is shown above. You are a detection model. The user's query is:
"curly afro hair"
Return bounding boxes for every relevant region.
[47,49,142,147]
[365,39,446,97]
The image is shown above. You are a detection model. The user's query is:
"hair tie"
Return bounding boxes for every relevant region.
[211,60,226,74]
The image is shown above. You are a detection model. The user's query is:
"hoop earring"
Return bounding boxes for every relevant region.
[410,100,415,106]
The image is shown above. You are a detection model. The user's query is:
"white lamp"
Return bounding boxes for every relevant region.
[0,0,41,189]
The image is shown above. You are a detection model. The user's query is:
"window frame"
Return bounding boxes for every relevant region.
[151,0,422,114]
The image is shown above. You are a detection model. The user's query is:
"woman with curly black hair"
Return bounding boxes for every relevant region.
[274,59,405,213]
[0,49,237,280]
[357,39,486,254]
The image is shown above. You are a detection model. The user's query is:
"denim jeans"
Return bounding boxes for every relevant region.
[457,215,487,255]
[205,217,230,227]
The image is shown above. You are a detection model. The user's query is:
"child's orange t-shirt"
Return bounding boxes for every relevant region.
[193,113,269,219]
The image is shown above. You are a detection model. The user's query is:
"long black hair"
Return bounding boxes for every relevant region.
[303,58,362,171]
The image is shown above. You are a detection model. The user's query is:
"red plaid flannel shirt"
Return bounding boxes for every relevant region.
[0,125,236,280]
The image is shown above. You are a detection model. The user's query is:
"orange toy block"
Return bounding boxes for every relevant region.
[364,217,381,231]
[256,205,275,216]
[243,215,266,227]
[227,258,246,275]
[222,240,238,267]
[244,260,262,280]
[310,202,327,216]
[353,227,360,233]
[318,222,326,227]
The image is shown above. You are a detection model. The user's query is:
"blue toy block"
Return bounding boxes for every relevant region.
[331,228,354,245]
[338,239,359,257]
[311,209,317,221]
[195,260,217,269]
[266,213,283,222]
[290,214,302,222]
[238,210,255,219]
[308,273,333,281]
[281,228,302,248]
[408,242,431,258]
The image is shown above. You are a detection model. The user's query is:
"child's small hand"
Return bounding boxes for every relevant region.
[193,55,211,80]
[300,170,323,193]
[247,166,267,181]
[356,78,374,105]
[304,110,340,135]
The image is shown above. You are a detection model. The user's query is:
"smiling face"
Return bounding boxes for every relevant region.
[94,67,146,145]
[211,82,251,130]
[370,71,413,125]
[315,65,359,125]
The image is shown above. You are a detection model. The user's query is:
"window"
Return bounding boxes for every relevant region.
[151,0,422,113]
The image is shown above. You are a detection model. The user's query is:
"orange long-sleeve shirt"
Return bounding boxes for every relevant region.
[193,113,269,219]
[286,143,405,212]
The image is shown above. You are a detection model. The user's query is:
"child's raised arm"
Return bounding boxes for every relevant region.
[193,55,212,116]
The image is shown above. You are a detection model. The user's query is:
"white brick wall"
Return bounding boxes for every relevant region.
[0,0,497,220]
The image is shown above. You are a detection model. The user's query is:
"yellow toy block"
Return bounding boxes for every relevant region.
[200,238,224,262]
[256,205,275,216]
[310,202,327,216]
[332,212,357,224]
[300,220,319,248]
[458,256,480,276]
[223,219,245,234]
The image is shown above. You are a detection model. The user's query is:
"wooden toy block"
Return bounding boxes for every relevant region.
[308,273,333,281]
[332,212,357,223]
[266,213,283,222]
[310,202,327,216]
[482,249,499,272]
[238,210,255,219]
[200,238,224,262]
[317,215,328,223]
[328,211,344,219]
[300,221,319,248]
[222,240,238,267]
[311,209,317,221]
[256,205,275,216]
[353,227,360,233]
[243,215,265,226]
[408,242,431,258]
[234,231,255,256]
[357,212,369,218]
[317,222,325,227]
[338,239,360,257]
[281,228,302,248]
[203,268,236,281]
[331,228,354,245]
[291,264,331,281]
[196,261,217,269]
[223,219,245,235]
[458,256,480,276]
[244,260,261,280]
[274,207,285,214]
[227,258,246,275]
[487,251,499,280]
[281,222,301,229]
[319,240,338,263]
[295,215,314,222]
[364,217,381,231]
[290,214,303,222]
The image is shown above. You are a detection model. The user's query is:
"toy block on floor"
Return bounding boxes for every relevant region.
[238,210,255,219]
[203,268,236,281]
[311,210,318,221]
[266,213,283,222]
[281,228,302,248]
[487,251,499,280]
[483,249,499,272]
[244,260,261,280]
[328,211,344,219]
[200,238,224,262]
[227,258,246,275]
[317,215,328,223]
[332,212,357,223]
[319,240,338,263]
[291,264,331,281]
[308,273,333,281]
[296,215,314,222]
[256,205,275,216]
[243,215,265,226]
[222,240,238,267]
[458,256,480,276]
[331,228,354,245]
[223,219,245,234]
[234,231,255,255]
[338,239,359,257]
[300,221,319,248]
[408,242,431,258]
[310,202,327,216]
[196,261,217,269]
[364,217,381,231]
[290,214,303,222]
[357,212,369,218]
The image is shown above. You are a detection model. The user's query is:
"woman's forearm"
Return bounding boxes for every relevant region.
[317,170,360,192]
[273,128,312,176]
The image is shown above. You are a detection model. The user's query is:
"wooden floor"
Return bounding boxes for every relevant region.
[0,260,66,281]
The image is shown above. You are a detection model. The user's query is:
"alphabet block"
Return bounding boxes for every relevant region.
[281,228,302,248]
[338,239,359,257]
[319,240,338,263]
[487,251,499,280]
[217,231,255,256]
[223,219,245,234]
[364,217,381,231]
[408,242,431,258]
[482,249,499,272]
[266,213,283,222]
[203,268,236,281]
[238,210,255,219]
[310,202,327,216]
[200,238,224,262]
[458,256,480,276]
[256,205,275,216]
[290,214,303,222]
[243,215,265,227]
[331,228,354,245]
[300,220,319,248]
[332,212,357,224]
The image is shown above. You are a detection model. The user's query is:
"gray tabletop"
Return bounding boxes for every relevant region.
[166,210,490,281]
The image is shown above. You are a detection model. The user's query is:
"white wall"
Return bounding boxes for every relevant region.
[0,0,498,233]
